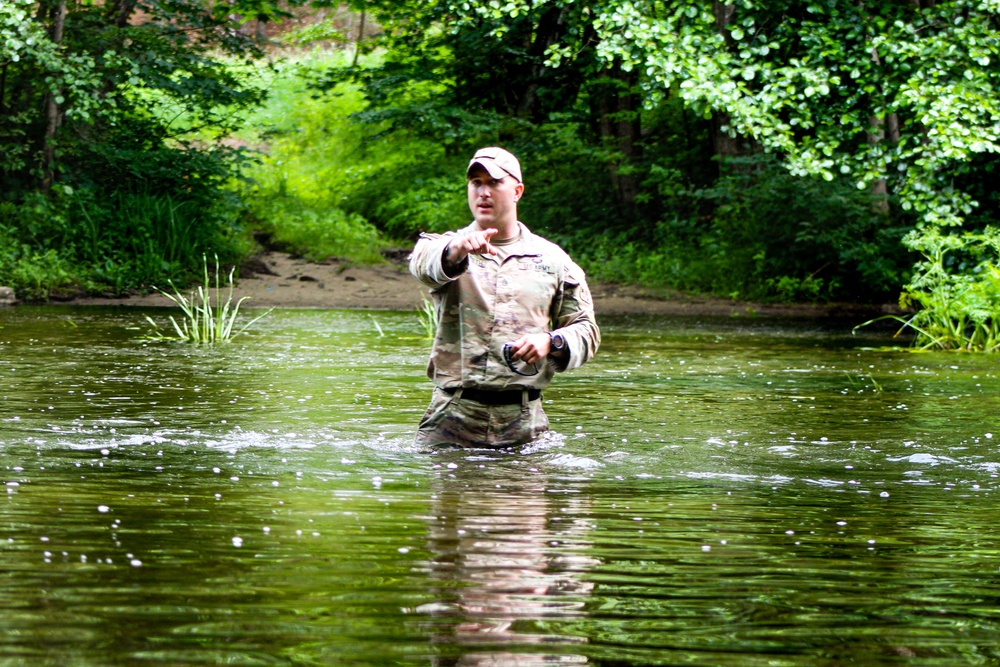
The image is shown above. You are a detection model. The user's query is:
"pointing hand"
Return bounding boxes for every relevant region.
[446,228,498,265]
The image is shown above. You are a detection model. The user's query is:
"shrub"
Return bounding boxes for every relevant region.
[574,156,912,303]
[861,227,1000,352]
[0,228,75,300]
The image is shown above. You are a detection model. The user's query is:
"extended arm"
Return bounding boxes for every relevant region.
[409,229,499,287]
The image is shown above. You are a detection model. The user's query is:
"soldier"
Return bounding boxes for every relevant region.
[409,147,601,448]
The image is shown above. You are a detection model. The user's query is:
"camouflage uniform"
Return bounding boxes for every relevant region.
[409,221,600,448]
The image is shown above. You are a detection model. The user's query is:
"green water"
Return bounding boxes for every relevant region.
[1,306,998,666]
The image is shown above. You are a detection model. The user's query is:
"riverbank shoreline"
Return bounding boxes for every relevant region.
[33,250,900,320]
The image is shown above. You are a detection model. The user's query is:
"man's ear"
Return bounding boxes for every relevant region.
[514,182,524,201]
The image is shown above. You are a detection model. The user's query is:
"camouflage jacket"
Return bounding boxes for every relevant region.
[409,222,600,391]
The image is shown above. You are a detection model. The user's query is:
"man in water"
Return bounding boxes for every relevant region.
[409,147,600,448]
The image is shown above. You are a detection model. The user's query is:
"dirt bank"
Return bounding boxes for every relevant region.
[52,250,899,320]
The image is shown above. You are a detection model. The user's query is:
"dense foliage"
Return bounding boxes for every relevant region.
[1,0,266,297]
[305,0,1000,302]
[3,0,1000,345]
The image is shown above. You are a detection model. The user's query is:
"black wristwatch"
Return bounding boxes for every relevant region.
[548,331,566,353]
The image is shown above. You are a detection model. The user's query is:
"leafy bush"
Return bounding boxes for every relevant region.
[234,53,408,256]
[0,0,266,299]
[249,194,384,263]
[0,225,75,301]
[861,227,1000,352]
[574,156,911,303]
[0,180,248,298]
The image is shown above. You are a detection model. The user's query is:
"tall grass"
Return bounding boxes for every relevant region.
[418,297,437,339]
[144,255,272,344]
[855,227,1000,352]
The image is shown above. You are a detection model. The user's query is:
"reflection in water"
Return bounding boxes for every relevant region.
[419,450,597,666]
[3,308,1000,664]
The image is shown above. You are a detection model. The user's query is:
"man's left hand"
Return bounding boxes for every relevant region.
[508,333,551,365]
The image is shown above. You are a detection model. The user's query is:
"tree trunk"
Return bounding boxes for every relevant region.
[713,1,736,43]
[352,8,366,68]
[514,5,568,121]
[866,44,898,213]
[41,0,67,192]
[711,2,743,173]
[886,111,900,144]
[867,114,890,212]
[711,111,740,161]
[107,0,137,28]
[596,65,641,222]
[0,63,8,115]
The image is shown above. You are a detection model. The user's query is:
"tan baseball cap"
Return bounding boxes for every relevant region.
[467,146,522,183]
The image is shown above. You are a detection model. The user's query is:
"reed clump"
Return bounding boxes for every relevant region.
[418,297,437,339]
[855,228,1000,352]
[145,255,272,344]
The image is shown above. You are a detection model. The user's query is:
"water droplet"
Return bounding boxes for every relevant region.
[880,491,890,498]
[130,559,142,567]
[232,536,243,548]
[97,505,110,513]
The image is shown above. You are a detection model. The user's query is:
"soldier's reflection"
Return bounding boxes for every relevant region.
[419,455,599,666]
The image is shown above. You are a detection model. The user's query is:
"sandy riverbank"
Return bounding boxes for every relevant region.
[48,250,898,320]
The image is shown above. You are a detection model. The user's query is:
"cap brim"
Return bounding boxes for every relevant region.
[468,159,511,181]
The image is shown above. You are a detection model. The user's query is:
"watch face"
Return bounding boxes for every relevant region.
[552,333,565,350]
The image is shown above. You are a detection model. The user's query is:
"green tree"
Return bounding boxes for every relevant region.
[1,0,274,296]
[587,0,1000,230]
[414,0,998,312]
[312,0,654,228]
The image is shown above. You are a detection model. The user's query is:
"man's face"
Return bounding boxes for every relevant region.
[467,165,523,229]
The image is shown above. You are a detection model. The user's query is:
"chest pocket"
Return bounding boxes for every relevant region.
[508,258,559,314]
[516,259,555,274]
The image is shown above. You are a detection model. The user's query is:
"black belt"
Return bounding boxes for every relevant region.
[444,387,541,405]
